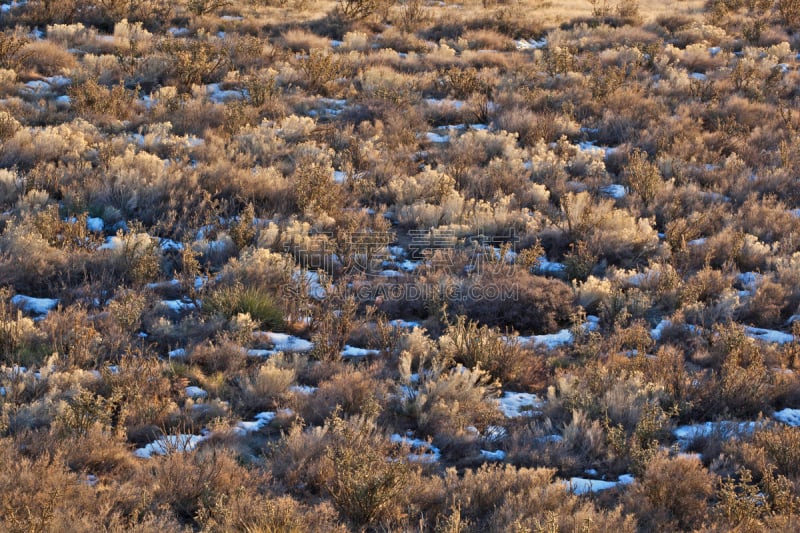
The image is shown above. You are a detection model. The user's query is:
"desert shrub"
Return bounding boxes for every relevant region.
[0,219,70,295]
[456,271,574,334]
[555,191,659,266]
[199,491,345,533]
[625,453,714,531]
[400,354,500,443]
[715,467,799,530]
[439,316,547,388]
[236,360,295,416]
[204,283,283,330]
[96,229,161,287]
[187,0,231,16]
[297,49,346,97]
[144,446,248,524]
[39,305,103,368]
[323,412,411,528]
[623,148,663,206]
[737,278,789,328]
[292,155,344,221]
[742,424,800,479]
[335,0,388,23]
[216,248,294,294]
[157,37,230,92]
[777,0,800,27]
[18,40,76,76]
[300,367,385,425]
[712,323,776,417]
[444,464,637,532]
[185,338,248,375]
[68,79,139,122]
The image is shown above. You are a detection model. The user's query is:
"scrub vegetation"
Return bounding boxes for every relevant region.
[1,0,800,530]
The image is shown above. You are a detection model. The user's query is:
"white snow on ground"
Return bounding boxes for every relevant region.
[11,295,58,315]
[204,83,245,104]
[497,391,543,418]
[532,329,574,349]
[745,326,794,344]
[98,236,123,250]
[577,141,616,157]
[514,317,598,350]
[390,434,441,463]
[690,72,708,81]
[673,421,758,450]
[601,184,627,199]
[185,386,207,399]
[480,449,506,461]
[255,332,314,353]
[688,238,706,246]
[515,38,547,50]
[566,474,634,495]
[389,319,421,329]
[289,385,317,395]
[159,299,197,312]
[424,98,466,109]
[1,1,24,13]
[160,238,184,251]
[650,319,671,341]
[536,257,566,274]
[86,217,104,232]
[168,348,186,359]
[333,170,347,183]
[484,425,508,441]
[134,434,207,459]
[341,345,380,358]
[398,259,420,272]
[379,269,403,277]
[426,132,450,143]
[773,408,800,426]
[737,272,762,292]
[535,434,564,444]
[293,270,326,299]
[233,411,277,435]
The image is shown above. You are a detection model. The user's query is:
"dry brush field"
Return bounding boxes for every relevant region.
[2,0,800,530]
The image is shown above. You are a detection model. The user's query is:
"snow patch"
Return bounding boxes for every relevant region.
[515,38,547,50]
[745,326,794,344]
[258,332,314,353]
[673,421,758,449]
[497,391,543,418]
[341,345,380,358]
[425,132,450,143]
[480,449,506,461]
[774,408,800,427]
[390,434,441,463]
[601,184,627,199]
[11,295,58,316]
[185,386,207,399]
[233,411,276,435]
[289,385,317,395]
[86,217,104,232]
[566,474,633,495]
[134,434,206,459]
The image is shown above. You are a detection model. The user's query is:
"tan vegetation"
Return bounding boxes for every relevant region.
[0,0,800,530]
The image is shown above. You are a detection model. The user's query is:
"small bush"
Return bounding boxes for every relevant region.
[204,284,283,330]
